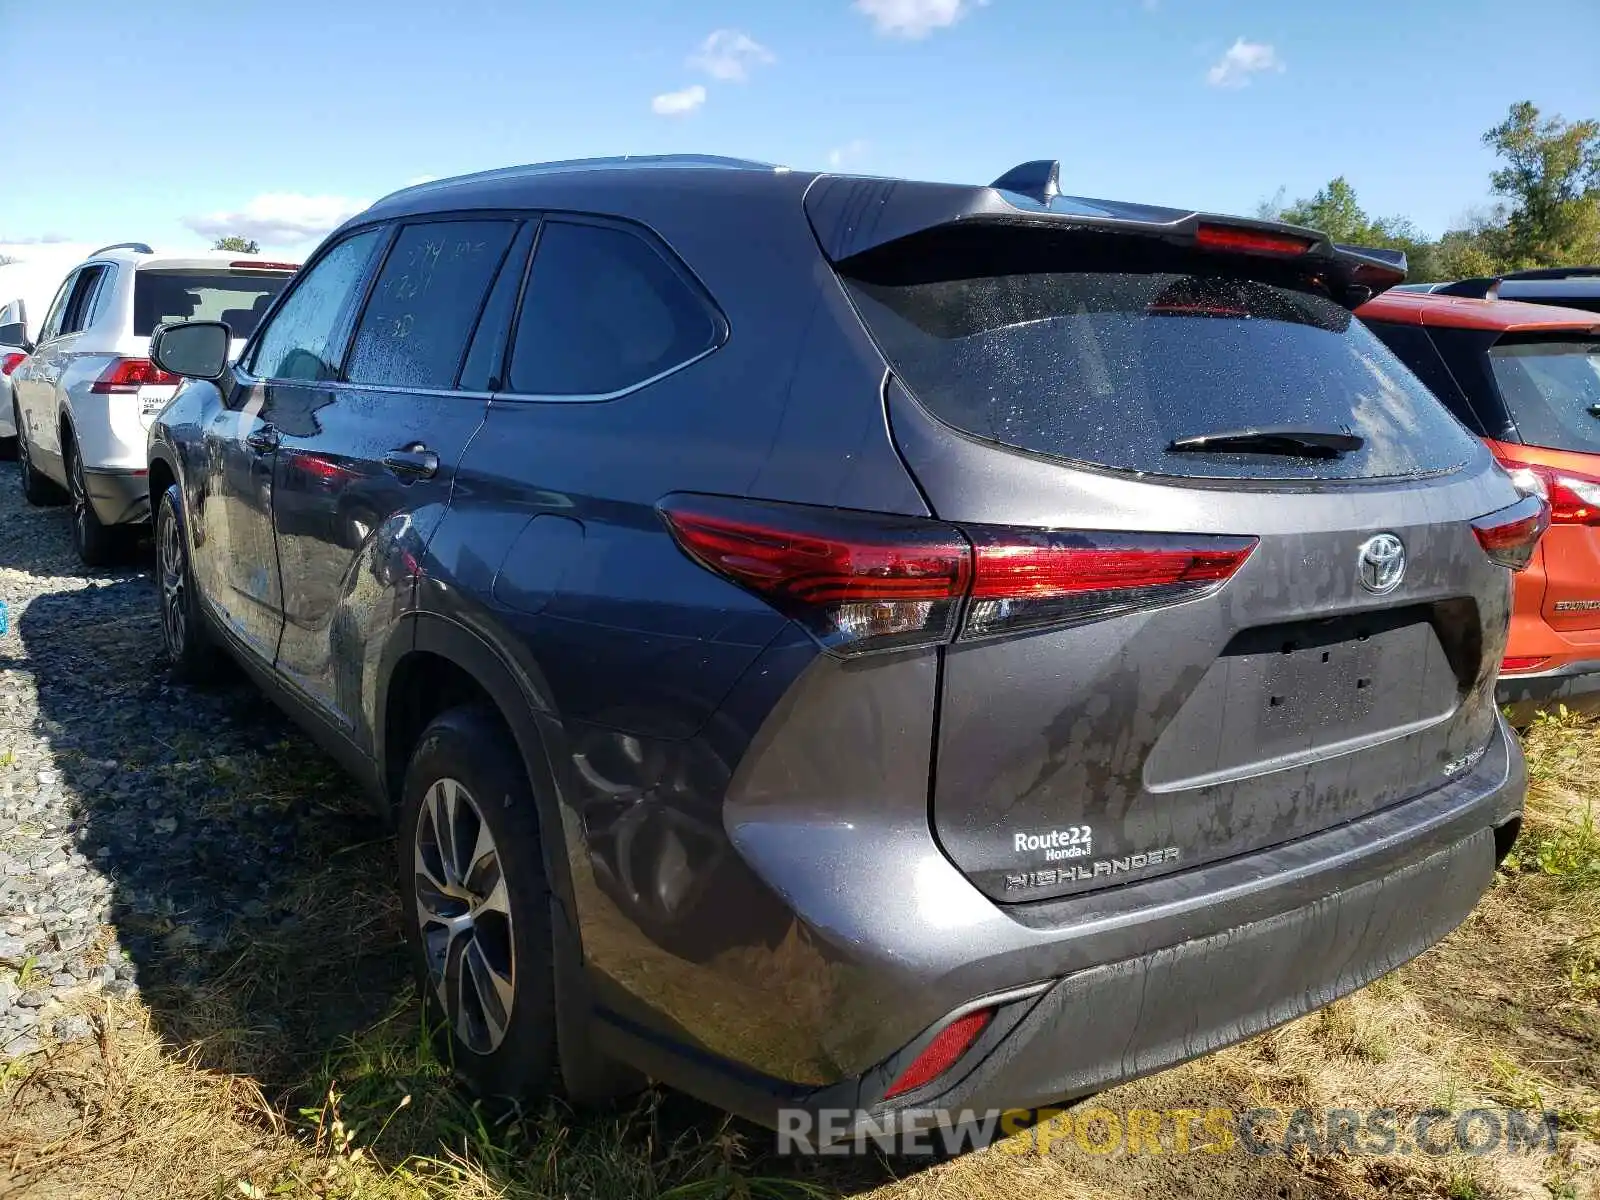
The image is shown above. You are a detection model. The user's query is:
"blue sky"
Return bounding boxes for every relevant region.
[2,0,1597,260]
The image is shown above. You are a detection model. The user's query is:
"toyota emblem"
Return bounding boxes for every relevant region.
[1357,533,1406,595]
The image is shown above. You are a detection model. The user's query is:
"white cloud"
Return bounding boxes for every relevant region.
[827,139,871,168]
[651,84,707,116]
[1205,38,1284,88]
[854,0,984,39]
[688,30,774,82]
[183,192,370,245]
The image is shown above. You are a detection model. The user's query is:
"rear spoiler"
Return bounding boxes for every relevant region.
[806,162,1409,306]
[1435,265,1600,300]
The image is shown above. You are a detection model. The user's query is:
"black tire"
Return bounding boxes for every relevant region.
[16,405,64,506]
[0,434,16,461]
[155,484,221,683]
[66,440,123,567]
[398,706,560,1101]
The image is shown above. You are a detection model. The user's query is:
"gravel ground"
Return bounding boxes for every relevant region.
[0,463,326,1061]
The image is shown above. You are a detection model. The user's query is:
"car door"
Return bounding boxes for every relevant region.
[13,268,96,478]
[271,215,527,734]
[195,229,386,666]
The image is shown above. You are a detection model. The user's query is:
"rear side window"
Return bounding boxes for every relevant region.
[458,222,535,392]
[1489,338,1600,455]
[507,220,719,396]
[1364,320,1483,432]
[345,219,519,389]
[843,232,1478,481]
[134,271,291,338]
[250,230,381,382]
[58,266,107,336]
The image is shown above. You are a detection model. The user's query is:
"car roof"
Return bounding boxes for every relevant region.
[1357,288,1600,334]
[350,155,1408,301]
[1498,277,1600,300]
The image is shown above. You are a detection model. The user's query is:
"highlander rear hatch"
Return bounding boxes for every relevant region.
[809,177,1534,902]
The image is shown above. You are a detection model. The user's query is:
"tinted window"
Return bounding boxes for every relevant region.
[134,271,291,337]
[508,221,718,396]
[844,237,1477,481]
[458,223,535,392]
[1364,320,1483,432]
[36,273,76,342]
[250,230,381,382]
[1489,338,1600,455]
[59,266,106,336]
[346,220,518,389]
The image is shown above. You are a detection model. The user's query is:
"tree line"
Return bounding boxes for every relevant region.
[1259,101,1600,282]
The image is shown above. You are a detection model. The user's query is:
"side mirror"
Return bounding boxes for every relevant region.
[151,320,231,380]
[0,322,31,352]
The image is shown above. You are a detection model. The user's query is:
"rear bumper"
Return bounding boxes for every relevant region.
[608,713,1524,1131]
[889,828,1493,1124]
[1498,659,1600,725]
[83,467,150,526]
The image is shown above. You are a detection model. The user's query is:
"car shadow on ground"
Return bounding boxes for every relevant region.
[16,574,913,1194]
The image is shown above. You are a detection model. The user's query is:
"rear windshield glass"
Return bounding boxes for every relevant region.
[842,236,1476,481]
[1490,338,1600,455]
[133,271,291,338]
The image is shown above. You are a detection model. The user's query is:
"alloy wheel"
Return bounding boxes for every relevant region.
[157,502,187,657]
[413,778,517,1055]
[69,453,89,548]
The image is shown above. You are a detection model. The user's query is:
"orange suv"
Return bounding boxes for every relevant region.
[1360,288,1600,722]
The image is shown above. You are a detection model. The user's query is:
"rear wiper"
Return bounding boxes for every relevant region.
[1587,403,1600,420]
[1167,426,1365,458]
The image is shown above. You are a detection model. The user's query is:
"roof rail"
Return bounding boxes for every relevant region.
[1432,276,1502,300]
[990,160,1061,205]
[87,242,153,258]
[376,155,780,203]
[1497,266,1600,282]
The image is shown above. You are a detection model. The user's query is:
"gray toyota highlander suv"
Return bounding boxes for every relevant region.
[143,155,1540,1141]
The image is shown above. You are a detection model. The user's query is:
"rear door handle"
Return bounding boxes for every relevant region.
[383,442,439,480]
[246,424,280,452]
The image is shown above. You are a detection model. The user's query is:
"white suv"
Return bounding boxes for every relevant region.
[11,244,296,563]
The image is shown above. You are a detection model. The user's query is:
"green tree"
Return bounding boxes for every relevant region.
[1266,176,1444,280]
[1482,101,1600,267]
[212,235,261,254]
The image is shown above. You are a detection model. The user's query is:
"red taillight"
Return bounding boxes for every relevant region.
[1501,656,1552,674]
[883,1008,993,1100]
[0,352,25,376]
[658,495,1258,655]
[658,497,971,656]
[1494,454,1600,526]
[90,358,179,394]
[962,529,1258,641]
[1472,494,1551,571]
[231,260,299,271]
[1194,223,1313,257]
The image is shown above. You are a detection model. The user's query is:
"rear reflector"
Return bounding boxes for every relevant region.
[90,358,179,394]
[659,494,1257,655]
[0,352,25,377]
[1194,224,1314,257]
[1472,494,1550,571]
[1494,454,1600,526]
[1501,656,1552,674]
[883,1008,993,1100]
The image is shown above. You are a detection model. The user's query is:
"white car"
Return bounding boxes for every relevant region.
[11,244,297,564]
[0,260,77,454]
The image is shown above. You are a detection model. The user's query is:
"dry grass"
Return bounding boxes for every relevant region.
[2,715,1598,1199]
